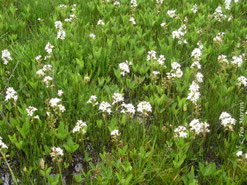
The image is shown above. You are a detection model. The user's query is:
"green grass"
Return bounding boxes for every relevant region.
[1,0,247,184]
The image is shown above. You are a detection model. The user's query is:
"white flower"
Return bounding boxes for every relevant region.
[45,42,54,54]
[213,6,227,22]
[26,106,38,116]
[89,33,96,39]
[36,69,45,77]
[218,55,229,64]
[58,104,66,112]
[35,55,42,61]
[213,32,225,43]
[119,61,130,76]
[137,101,152,115]
[112,93,124,105]
[130,17,136,25]
[225,0,232,10]
[55,21,63,30]
[157,55,166,65]
[49,98,61,107]
[175,69,183,78]
[238,76,247,87]
[196,72,204,83]
[84,76,90,82]
[99,101,112,114]
[236,150,243,157]
[191,48,202,60]
[191,4,198,13]
[57,29,66,40]
[50,147,63,158]
[191,61,201,69]
[43,76,53,87]
[111,129,120,136]
[171,62,181,70]
[58,90,64,97]
[121,103,135,115]
[231,55,243,67]
[130,0,137,8]
[2,49,12,65]
[5,87,18,101]
[187,81,200,104]
[167,62,183,79]
[147,50,157,61]
[156,0,164,4]
[174,126,188,138]
[0,137,8,149]
[172,24,187,44]
[219,112,236,131]
[97,19,105,26]
[87,95,98,106]
[72,120,87,134]
[167,10,176,18]
[161,22,167,27]
[152,71,160,75]
[189,119,210,135]
[42,64,52,72]
[113,1,120,7]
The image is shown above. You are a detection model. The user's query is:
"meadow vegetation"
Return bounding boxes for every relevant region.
[1,0,247,184]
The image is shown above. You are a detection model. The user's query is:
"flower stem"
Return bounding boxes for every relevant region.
[1,150,18,185]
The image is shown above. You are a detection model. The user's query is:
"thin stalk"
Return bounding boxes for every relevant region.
[1,150,18,185]
[58,163,65,185]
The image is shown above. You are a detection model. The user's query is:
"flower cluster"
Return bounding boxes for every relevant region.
[50,147,64,159]
[87,95,99,106]
[189,119,210,135]
[97,19,105,26]
[172,24,187,44]
[130,0,137,8]
[191,4,198,13]
[213,6,227,22]
[167,10,177,18]
[5,87,18,101]
[187,81,200,104]
[213,32,225,44]
[217,55,229,65]
[236,150,247,159]
[166,62,183,79]
[49,98,65,112]
[156,0,164,5]
[0,136,8,150]
[147,50,157,61]
[111,129,120,136]
[36,64,53,87]
[137,101,152,116]
[1,49,12,65]
[196,72,204,83]
[89,33,96,39]
[26,106,38,117]
[130,17,136,25]
[45,42,54,54]
[119,60,131,76]
[99,101,112,114]
[237,76,247,87]
[72,120,87,134]
[219,112,236,131]
[55,21,66,40]
[174,126,188,138]
[231,55,243,67]
[120,103,135,115]
[112,93,124,105]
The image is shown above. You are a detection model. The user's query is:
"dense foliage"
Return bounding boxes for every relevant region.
[1,0,247,184]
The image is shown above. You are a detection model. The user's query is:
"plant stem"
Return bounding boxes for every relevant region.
[1,151,18,185]
[58,163,65,185]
